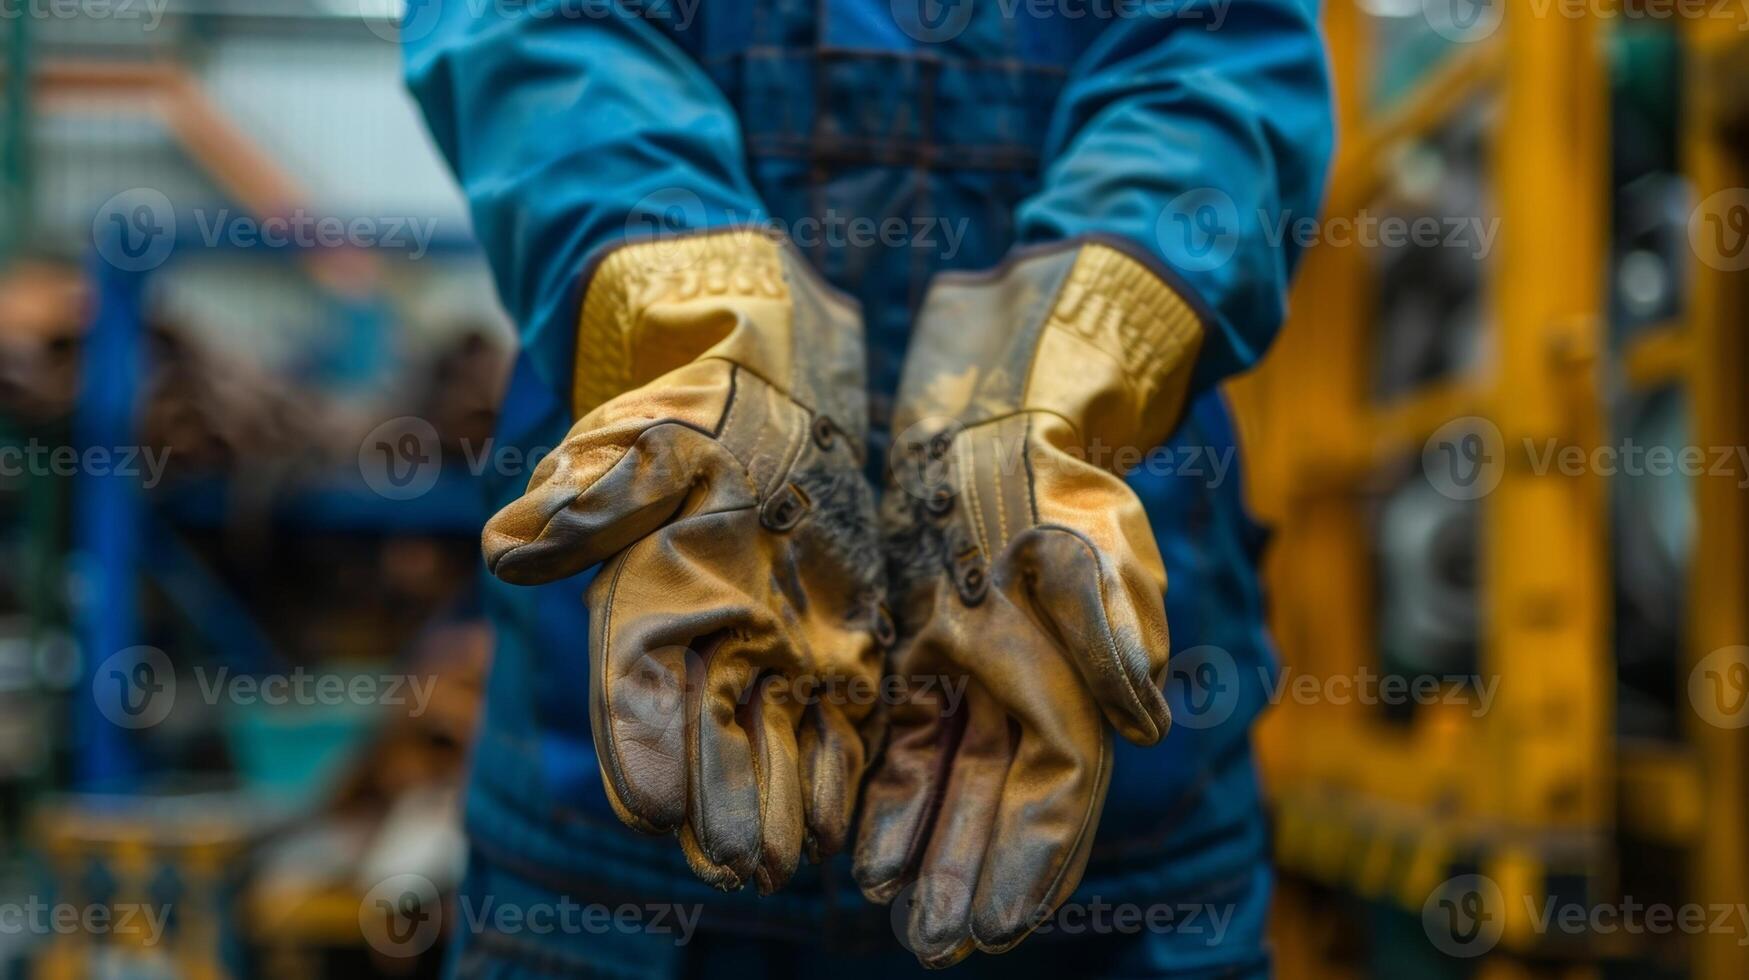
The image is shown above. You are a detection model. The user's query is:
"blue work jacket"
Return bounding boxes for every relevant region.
[404,0,1333,952]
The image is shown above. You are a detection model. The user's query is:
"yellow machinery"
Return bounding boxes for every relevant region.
[1236,3,1749,977]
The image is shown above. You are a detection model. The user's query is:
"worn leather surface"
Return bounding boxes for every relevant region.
[854,240,1204,967]
[482,232,887,894]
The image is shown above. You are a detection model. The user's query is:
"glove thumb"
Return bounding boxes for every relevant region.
[1000,522,1172,746]
[482,414,742,585]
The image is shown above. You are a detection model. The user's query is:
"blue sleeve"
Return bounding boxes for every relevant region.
[1014,0,1334,393]
[402,0,768,391]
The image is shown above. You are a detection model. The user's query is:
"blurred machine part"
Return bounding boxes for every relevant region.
[1369,107,1492,402]
[1252,7,1749,979]
[1611,172,1691,340]
[1374,472,1480,687]
[1612,386,1695,740]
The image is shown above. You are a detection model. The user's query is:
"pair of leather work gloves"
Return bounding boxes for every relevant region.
[481,229,1202,968]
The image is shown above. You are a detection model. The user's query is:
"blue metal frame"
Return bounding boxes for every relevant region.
[72,218,486,789]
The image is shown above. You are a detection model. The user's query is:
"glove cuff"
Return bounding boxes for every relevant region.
[572,229,789,418]
[1032,242,1202,451]
[896,238,1205,466]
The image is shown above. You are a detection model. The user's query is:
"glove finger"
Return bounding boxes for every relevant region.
[906,685,1010,970]
[680,630,792,891]
[591,627,696,836]
[747,674,805,895]
[1003,524,1172,746]
[853,644,955,904]
[587,510,771,836]
[969,723,1112,954]
[483,417,746,585]
[797,701,865,862]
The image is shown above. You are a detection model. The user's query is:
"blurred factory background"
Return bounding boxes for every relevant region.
[0,0,1743,977]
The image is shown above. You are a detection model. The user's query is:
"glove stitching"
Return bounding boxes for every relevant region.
[750,689,774,889]
[992,428,1010,545]
[593,549,657,833]
[1023,411,1040,525]
[957,437,990,562]
[771,395,809,505]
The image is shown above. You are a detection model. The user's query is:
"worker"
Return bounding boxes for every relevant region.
[404,0,1333,975]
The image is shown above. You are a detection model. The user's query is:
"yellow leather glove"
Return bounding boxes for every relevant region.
[854,241,1203,967]
[482,231,888,894]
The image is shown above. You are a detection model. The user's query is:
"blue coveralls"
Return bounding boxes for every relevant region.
[404,1,1333,975]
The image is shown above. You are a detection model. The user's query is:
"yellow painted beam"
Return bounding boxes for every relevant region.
[1680,25,1749,980]
[1482,0,1610,838]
